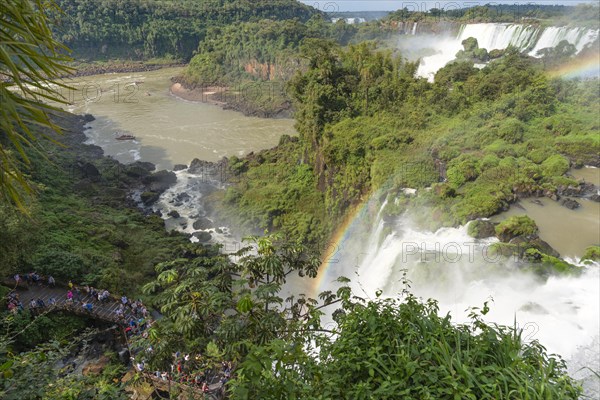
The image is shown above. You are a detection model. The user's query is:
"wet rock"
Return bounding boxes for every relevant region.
[175,192,190,202]
[590,194,600,202]
[188,158,214,174]
[142,170,177,192]
[82,113,95,122]
[167,210,180,218]
[193,217,212,230]
[530,199,544,206]
[132,161,156,172]
[519,302,549,315]
[173,164,187,171]
[509,235,560,259]
[546,192,560,202]
[467,219,496,239]
[215,227,223,234]
[527,237,560,258]
[192,231,212,242]
[140,191,160,205]
[559,182,597,198]
[125,161,155,178]
[560,198,580,210]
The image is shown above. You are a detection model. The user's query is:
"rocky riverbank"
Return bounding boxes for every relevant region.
[170,76,293,118]
[49,110,177,211]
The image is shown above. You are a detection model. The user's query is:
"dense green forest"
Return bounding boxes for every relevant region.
[49,0,319,60]
[1,0,598,398]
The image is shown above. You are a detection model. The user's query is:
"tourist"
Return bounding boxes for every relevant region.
[29,299,37,309]
[74,287,82,303]
[48,297,57,306]
[67,290,73,304]
[36,298,45,308]
[47,275,56,287]
[68,280,74,290]
[14,274,21,285]
[136,361,145,372]
[121,295,128,305]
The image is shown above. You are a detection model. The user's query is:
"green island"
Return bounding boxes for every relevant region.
[1,0,598,398]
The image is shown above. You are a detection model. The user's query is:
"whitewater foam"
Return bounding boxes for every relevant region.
[416,23,599,80]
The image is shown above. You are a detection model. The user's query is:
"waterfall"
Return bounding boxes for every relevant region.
[411,22,417,36]
[324,205,599,397]
[457,23,541,51]
[416,23,600,80]
[529,26,600,56]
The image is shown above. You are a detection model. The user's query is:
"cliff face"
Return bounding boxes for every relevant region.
[243,58,302,81]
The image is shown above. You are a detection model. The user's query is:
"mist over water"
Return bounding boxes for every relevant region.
[414,23,599,80]
[320,198,599,397]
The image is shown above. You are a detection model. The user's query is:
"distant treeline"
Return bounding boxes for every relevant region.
[385,4,599,28]
[49,0,320,61]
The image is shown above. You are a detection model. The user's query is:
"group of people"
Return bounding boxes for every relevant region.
[7,273,233,394]
[13,272,55,287]
[133,350,233,394]
[6,291,24,313]
[7,273,150,324]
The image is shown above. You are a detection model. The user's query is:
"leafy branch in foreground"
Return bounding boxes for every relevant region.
[1,0,73,211]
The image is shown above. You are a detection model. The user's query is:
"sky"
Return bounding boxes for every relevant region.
[299,1,597,12]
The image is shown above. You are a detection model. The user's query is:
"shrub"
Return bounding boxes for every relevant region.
[541,154,570,177]
[495,215,538,242]
[582,246,600,262]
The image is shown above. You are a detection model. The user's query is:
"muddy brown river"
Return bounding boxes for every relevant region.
[61,67,295,170]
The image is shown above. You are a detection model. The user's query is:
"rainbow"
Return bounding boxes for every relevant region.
[548,52,599,79]
[310,193,379,297]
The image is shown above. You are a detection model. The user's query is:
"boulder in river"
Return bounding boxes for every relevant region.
[140,191,160,205]
[193,217,212,230]
[175,192,190,202]
[560,198,580,210]
[495,215,538,243]
[167,210,180,218]
[467,219,496,239]
[193,231,212,242]
[173,164,188,171]
[510,235,560,258]
[142,170,177,192]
